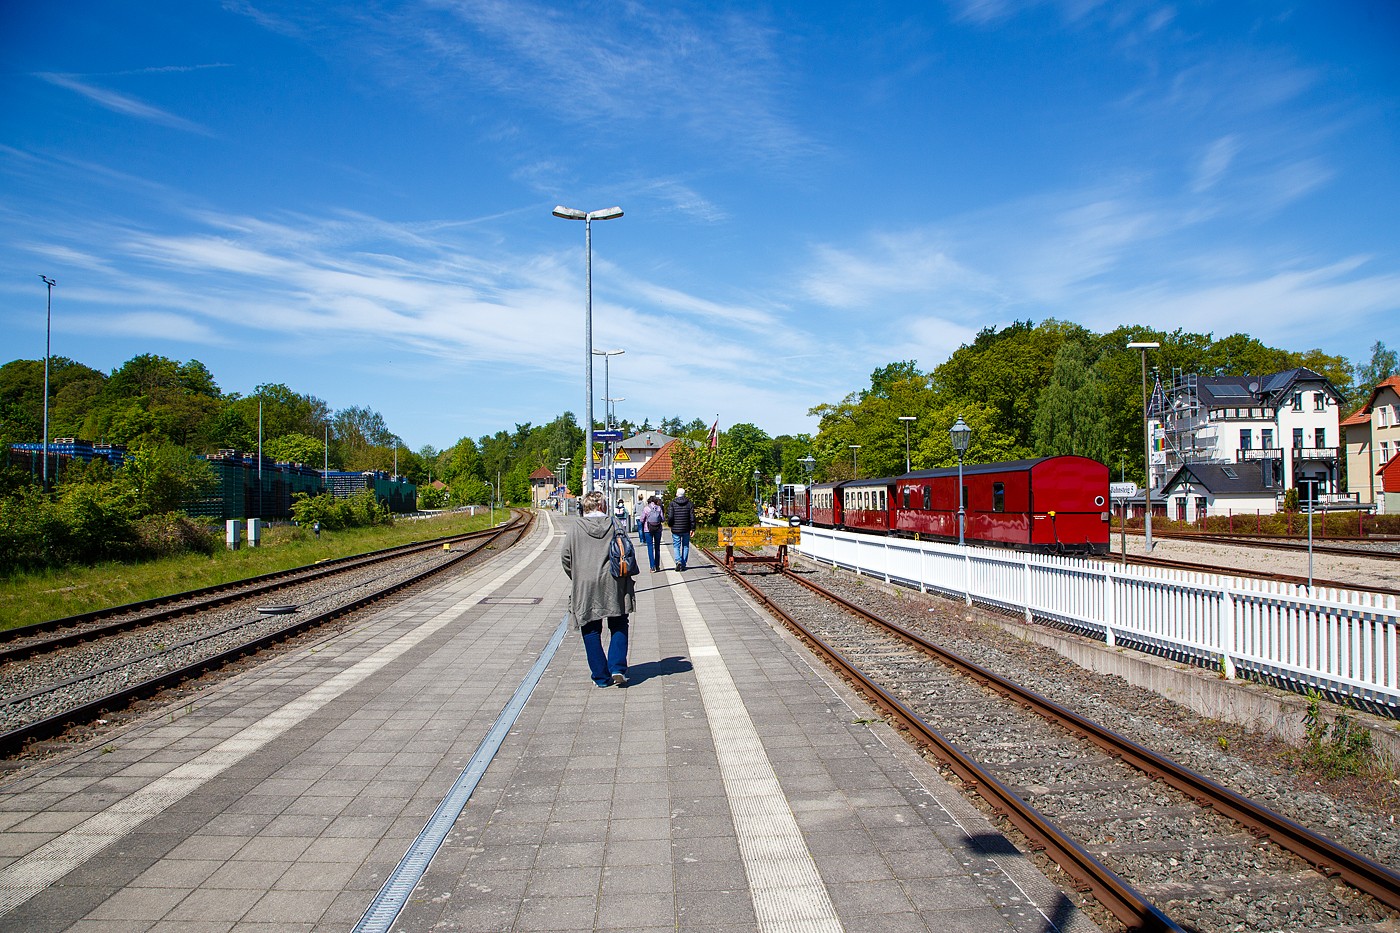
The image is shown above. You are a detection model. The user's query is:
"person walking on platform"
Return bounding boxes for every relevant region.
[562,491,636,687]
[637,492,651,552]
[642,495,664,571]
[666,487,696,571]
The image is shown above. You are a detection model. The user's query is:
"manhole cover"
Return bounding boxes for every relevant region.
[478,597,542,605]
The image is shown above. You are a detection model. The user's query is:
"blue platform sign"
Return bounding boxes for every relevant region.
[593,430,626,441]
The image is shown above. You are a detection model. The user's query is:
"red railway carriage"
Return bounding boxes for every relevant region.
[778,484,807,521]
[841,477,895,533]
[893,456,1110,554]
[807,481,842,527]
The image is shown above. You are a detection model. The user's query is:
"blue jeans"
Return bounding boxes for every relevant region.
[672,531,690,568]
[646,526,662,568]
[581,616,628,685]
[638,520,650,547]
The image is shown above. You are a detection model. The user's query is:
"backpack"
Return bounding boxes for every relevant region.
[644,503,663,525]
[608,532,640,578]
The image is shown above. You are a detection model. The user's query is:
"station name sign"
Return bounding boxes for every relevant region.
[1109,482,1138,499]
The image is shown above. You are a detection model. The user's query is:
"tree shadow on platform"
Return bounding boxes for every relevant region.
[624,655,693,687]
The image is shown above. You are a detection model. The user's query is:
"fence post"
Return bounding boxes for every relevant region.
[1103,567,1116,647]
[884,540,890,583]
[1024,553,1033,622]
[964,547,973,606]
[1221,584,1237,679]
[919,541,927,594]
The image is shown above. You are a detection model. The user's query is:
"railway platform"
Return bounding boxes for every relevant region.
[0,512,1097,933]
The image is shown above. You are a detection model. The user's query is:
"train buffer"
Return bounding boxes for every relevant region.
[718,524,800,570]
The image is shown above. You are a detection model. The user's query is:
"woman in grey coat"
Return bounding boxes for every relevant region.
[561,490,637,686]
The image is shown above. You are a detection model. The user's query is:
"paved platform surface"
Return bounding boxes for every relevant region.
[0,512,1098,933]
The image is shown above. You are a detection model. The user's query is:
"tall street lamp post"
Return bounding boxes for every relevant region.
[1127,341,1161,553]
[849,445,861,479]
[753,469,761,513]
[602,396,625,503]
[553,206,623,493]
[593,349,625,429]
[39,275,55,487]
[949,416,971,546]
[898,415,916,473]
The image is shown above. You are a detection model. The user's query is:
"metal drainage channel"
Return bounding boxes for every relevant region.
[352,616,568,933]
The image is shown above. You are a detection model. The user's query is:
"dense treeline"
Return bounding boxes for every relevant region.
[806,322,1386,487]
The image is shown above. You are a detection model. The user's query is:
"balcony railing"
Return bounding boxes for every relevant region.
[1236,448,1283,461]
[1292,446,1339,461]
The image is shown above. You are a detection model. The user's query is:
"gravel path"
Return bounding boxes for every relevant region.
[749,557,1399,932]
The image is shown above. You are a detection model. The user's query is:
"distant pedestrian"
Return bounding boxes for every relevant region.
[614,497,629,534]
[643,495,665,571]
[637,492,651,549]
[562,490,635,687]
[666,487,696,571]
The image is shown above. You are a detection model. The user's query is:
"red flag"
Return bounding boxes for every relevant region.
[707,418,719,451]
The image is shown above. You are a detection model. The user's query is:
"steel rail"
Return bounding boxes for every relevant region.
[0,517,522,665]
[699,546,1186,933]
[0,512,536,759]
[743,549,1400,916]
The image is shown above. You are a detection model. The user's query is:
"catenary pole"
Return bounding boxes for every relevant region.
[1128,342,1160,553]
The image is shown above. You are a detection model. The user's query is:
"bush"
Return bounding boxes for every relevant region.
[0,481,141,572]
[290,490,391,531]
[719,506,758,527]
[133,512,218,558]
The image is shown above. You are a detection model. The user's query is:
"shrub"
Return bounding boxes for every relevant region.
[0,481,141,572]
[290,490,391,531]
[719,506,758,527]
[133,512,218,558]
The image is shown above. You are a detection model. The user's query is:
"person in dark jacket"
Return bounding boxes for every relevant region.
[562,490,636,686]
[665,487,696,571]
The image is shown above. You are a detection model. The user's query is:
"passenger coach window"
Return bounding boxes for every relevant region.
[922,485,931,510]
[902,488,910,509]
[993,482,1004,512]
[879,490,885,510]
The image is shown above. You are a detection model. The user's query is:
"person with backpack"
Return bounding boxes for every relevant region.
[561,490,636,687]
[642,495,665,571]
[666,487,697,571]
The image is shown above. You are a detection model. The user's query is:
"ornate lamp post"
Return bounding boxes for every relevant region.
[949,416,972,545]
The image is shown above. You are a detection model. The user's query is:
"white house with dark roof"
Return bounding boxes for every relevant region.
[1148,366,1346,510]
[1159,461,1282,523]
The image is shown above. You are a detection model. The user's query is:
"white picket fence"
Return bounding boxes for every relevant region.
[764,520,1400,708]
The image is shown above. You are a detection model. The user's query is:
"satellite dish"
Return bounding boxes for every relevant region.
[1248,382,1259,393]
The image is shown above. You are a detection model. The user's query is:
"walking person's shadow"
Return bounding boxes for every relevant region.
[621,656,693,687]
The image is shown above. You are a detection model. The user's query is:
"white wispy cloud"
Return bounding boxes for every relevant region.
[35,73,214,136]
[229,0,814,162]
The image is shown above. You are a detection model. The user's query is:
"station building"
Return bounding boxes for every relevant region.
[1147,367,1347,513]
[1343,375,1400,513]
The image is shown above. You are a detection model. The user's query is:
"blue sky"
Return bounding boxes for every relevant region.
[2,1,1397,450]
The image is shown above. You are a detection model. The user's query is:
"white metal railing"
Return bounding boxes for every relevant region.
[763,520,1400,708]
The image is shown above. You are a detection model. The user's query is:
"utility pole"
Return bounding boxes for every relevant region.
[39,276,55,488]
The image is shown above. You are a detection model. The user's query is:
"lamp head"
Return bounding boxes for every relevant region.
[949,416,972,453]
[898,415,916,422]
[1126,341,1161,350]
[552,207,587,220]
[588,207,624,220]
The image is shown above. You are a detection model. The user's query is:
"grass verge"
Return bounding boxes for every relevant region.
[0,509,508,632]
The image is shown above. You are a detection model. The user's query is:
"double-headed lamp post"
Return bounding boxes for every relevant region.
[949,416,971,546]
[1126,341,1161,553]
[39,275,56,487]
[849,444,861,479]
[898,415,916,473]
[553,205,623,493]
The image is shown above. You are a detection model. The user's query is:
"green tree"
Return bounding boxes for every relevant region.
[1032,341,1111,461]
[1354,341,1397,408]
[264,432,326,465]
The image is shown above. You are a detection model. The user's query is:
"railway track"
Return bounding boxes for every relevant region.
[1109,551,1400,599]
[705,545,1400,933]
[1123,529,1400,561]
[0,511,534,759]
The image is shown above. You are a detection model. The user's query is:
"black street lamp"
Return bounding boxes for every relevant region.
[949,416,972,545]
